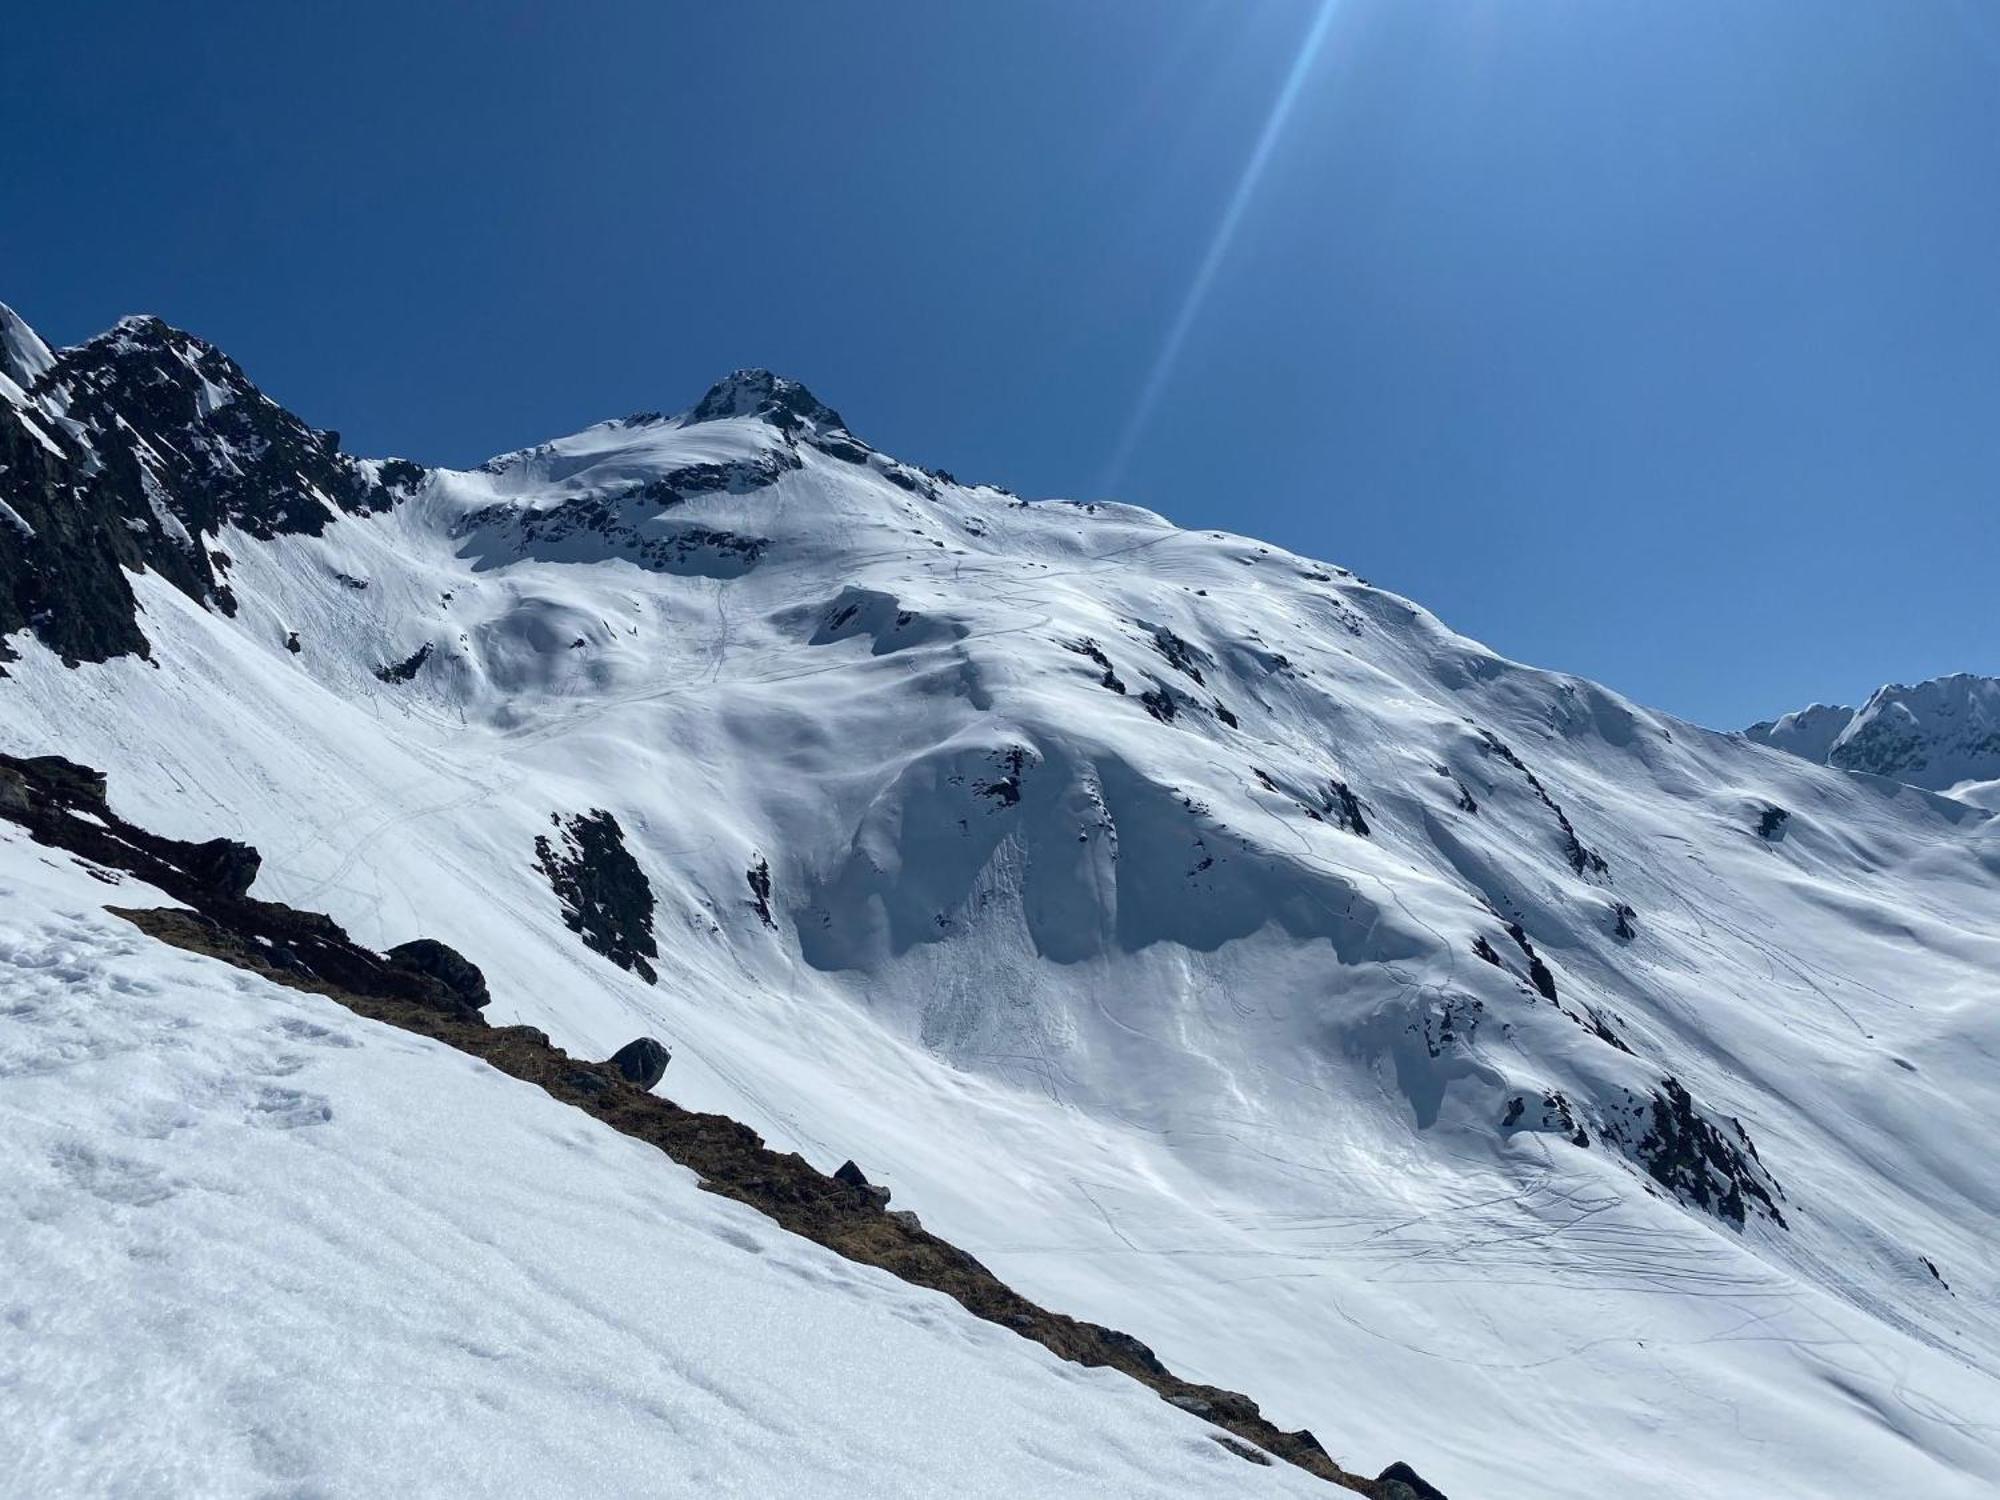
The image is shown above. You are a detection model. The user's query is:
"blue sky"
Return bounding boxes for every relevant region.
[6,1,1995,727]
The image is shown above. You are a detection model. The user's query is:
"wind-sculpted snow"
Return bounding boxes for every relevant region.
[4,303,2000,1496]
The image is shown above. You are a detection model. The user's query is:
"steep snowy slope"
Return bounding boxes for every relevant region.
[1750,673,2000,796]
[5,306,2000,1497]
[0,827,1329,1499]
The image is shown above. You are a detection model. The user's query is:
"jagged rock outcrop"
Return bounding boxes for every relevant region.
[533,810,659,983]
[0,304,422,667]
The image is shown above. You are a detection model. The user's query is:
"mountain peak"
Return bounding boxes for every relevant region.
[685,368,850,436]
[1748,671,2000,792]
[0,301,55,394]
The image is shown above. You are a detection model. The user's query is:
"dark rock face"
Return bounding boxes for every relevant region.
[608,1036,671,1090]
[179,837,261,899]
[1758,805,1790,840]
[374,642,434,683]
[14,754,108,809]
[534,810,659,983]
[1063,640,1128,694]
[1603,1076,1787,1229]
[834,1158,892,1209]
[0,308,419,667]
[1325,778,1369,837]
[385,938,491,1011]
[1377,1460,1450,1499]
[1472,726,1609,879]
[457,496,770,579]
[686,368,851,435]
[631,450,802,507]
[746,856,775,928]
[1148,625,1207,685]
[1506,923,1560,1003]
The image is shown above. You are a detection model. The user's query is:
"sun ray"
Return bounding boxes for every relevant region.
[1101,0,1345,495]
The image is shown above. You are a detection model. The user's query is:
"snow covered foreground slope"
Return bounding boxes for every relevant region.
[4,306,2000,1497]
[0,831,1324,1499]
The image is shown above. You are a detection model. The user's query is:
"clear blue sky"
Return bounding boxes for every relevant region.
[6,2,1996,727]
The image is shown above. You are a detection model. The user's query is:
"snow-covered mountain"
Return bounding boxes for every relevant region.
[1749,674,2000,803]
[5,303,1999,1499]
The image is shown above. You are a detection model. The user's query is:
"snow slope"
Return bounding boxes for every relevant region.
[5,313,2000,1496]
[1749,673,2000,795]
[0,829,1325,1499]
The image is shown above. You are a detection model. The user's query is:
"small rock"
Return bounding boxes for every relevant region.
[885,1209,922,1232]
[179,837,261,898]
[385,938,491,1011]
[834,1158,892,1208]
[1378,1460,1450,1498]
[608,1036,671,1090]
[1166,1393,1213,1417]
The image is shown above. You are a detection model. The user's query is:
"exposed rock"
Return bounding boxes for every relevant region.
[1758,805,1790,841]
[1211,1435,1272,1465]
[1602,1076,1787,1229]
[0,308,411,665]
[1148,625,1207,684]
[1506,923,1559,1003]
[1472,726,1609,879]
[1325,778,1369,836]
[374,643,434,683]
[685,368,851,435]
[608,1036,672,1090]
[834,1158,892,1208]
[1063,636,1126,694]
[178,837,261,898]
[14,754,107,809]
[534,810,659,983]
[1377,1461,1450,1499]
[385,938,491,1011]
[746,856,776,928]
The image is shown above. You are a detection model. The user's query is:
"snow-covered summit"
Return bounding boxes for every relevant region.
[4,301,2000,1498]
[0,300,55,397]
[1748,671,2000,794]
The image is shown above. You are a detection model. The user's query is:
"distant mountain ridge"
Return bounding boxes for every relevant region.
[1747,672,2000,794]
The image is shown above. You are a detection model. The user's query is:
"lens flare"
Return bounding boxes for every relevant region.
[1101,0,1345,495]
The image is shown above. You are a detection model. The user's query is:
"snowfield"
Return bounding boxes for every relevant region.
[0,833,1323,1499]
[4,312,2000,1497]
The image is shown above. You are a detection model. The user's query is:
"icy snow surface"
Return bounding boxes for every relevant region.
[4,372,2000,1497]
